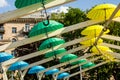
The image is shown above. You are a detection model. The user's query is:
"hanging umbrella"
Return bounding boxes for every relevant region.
[60,54,78,63]
[29,20,64,37]
[81,25,109,38]
[8,61,29,71]
[28,66,45,74]
[82,62,95,69]
[15,0,54,8]
[57,72,70,79]
[91,45,113,54]
[71,59,87,66]
[0,52,13,63]
[39,38,65,50]
[45,68,59,75]
[87,3,120,21]
[45,48,67,58]
[80,37,103,46]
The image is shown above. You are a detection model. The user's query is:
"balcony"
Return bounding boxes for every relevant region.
[22,28,30,35]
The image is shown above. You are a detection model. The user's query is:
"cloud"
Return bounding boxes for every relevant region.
[0,0,8,7]
[50,6,69,13]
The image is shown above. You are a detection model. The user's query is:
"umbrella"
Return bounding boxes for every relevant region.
[87,3,120,21]
[60,54,78,63]
[28,66,45,74]
[81,25,109,38]
[57,72,70,79]
[71,59,87,66]
[8,61,29,71]
[45,68,59,75]
[29,20,64,37]
[82,62,95,69]
[80,37,103,46]
[15,0,54,8]
[91,45,113,54]
[0,52,13,63]
[45,48,67,58]
[39,38,65,50]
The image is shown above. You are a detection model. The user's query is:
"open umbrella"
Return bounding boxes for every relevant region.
[80,37,103,46]
[57,72,70,79]
[0,52,13,63]
[71,59,87,66]
[60,54,78,63]
[15,0,54,8]
[45,48,67,58]
[82,62,95,69]
[28,66,45,74]
[87,3,120,21]
[39,38,65,50]
[29,20,64,37]
[81,25,109,38]
[8,61,29,71]
[45,68,59,75]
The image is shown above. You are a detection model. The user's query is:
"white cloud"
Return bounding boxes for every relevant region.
[0,0,8,7]
[50,6,69,13]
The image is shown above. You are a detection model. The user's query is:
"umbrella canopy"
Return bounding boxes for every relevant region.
[29,20,64,37]
[57,72,70,79]
[80,38,103,46]
[0,52,13,63]
[15,0,54,8]
[91,45,113,54]
[28,66,45,74]
[60,54,78,63]
[39,38,65,50]
[81,25,109,38]
[45,48,67,58]
[82,62,95,69]
[8,61,29,71]
[45,68,59,75]
[71,59,87,66]
[87,3,120,20]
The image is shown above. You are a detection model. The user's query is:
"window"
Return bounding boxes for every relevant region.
[12,38,17,42]
[0,26,4,31]
[12,27,17,33]
[24,23,30,32]
[0,34,3,40]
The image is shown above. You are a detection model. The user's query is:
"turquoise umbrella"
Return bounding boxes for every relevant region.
[8,61,29,71]
[45,48,67,58]
[71,59,87,66]
[29,20,64,37]
[28,66,45,74]
[57,72,70,79]
[82,62,95,69]
[60,54,78,63]
[39,38,65,50]
[15,0,54,8]
[45,68,59,75]
[0,52,13,63]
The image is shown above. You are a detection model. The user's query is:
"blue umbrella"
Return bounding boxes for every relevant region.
[0,52,13,63]
[28,66,45,74]
[8,61,29,71]
[45,68,59,75]
[57,72,70,79]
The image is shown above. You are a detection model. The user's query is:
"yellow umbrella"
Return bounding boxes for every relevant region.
[81,25,109,38]
[80,38,103,46]
[90,45,113,53]
[87,3,120,21]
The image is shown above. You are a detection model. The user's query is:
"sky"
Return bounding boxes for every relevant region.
[0,0,120,13]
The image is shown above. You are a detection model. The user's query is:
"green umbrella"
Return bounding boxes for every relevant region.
[15,0,54,8]
[29,20,64,37]
[39,38,65,50]
[82,62,95,69]
[71,59,87,66]
[60,54,78,63]
[45,48,67,58]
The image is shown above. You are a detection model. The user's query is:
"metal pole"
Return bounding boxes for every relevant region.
[80,66,82,80]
